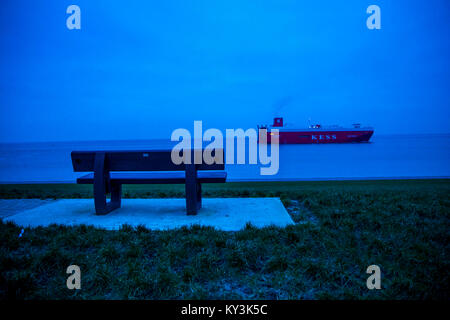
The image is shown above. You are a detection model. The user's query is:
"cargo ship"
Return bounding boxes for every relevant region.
[258,117,374,144]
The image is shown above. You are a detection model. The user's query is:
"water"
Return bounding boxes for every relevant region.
[0,134,449,183]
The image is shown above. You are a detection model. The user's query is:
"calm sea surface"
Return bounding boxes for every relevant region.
[0,134,449,183]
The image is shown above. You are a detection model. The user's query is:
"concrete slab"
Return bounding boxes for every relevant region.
[0,199,56,218]
[3,198,293,231]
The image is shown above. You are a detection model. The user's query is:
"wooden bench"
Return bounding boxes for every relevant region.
[71,149,226,215]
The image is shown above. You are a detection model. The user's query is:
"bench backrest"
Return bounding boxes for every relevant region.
[71,149,224,172]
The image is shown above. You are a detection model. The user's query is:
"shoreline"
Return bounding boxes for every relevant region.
[1,178,448,200]
[0,176,449,185]
[1,132,450,145]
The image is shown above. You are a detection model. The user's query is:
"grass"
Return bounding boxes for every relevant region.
[0,179,449,299]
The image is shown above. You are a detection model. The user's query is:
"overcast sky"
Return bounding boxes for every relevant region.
[0,0,449,142]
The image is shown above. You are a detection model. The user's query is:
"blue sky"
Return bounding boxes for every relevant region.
[0,0,449,142]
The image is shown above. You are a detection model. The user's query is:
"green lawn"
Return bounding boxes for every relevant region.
[0,179,449,299]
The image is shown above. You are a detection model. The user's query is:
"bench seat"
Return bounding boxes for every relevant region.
[77,171,227,185]
[71,149,226,215]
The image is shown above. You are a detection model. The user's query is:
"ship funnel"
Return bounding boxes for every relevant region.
[272,117,284,127]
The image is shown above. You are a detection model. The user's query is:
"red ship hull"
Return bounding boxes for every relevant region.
[265,129,374,144]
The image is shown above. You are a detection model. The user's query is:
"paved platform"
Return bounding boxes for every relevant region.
[2,198,293,231]
[0,199,56,218]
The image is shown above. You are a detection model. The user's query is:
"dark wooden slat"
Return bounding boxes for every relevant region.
[77,171,227,184]
[71,149,225,172]
[93,152,121,215]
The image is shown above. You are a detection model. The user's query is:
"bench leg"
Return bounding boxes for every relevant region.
[94,183,122,215]
[196,182,202,210]
[94,152,122,215]
[185,164,198,215]
[110,183,122,208]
